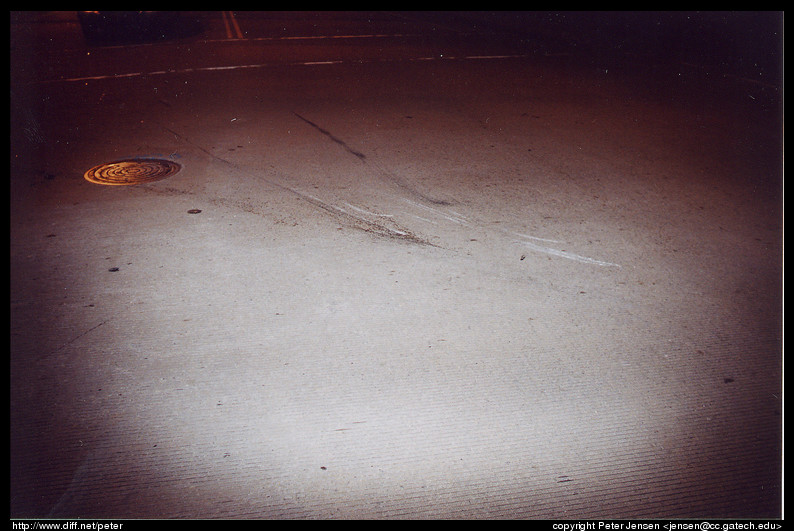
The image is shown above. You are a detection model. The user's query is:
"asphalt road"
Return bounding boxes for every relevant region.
[10,11,783,520]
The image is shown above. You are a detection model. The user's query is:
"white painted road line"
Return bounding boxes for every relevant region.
[37,50,533,85]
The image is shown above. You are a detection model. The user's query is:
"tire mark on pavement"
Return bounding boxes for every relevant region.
[292,111,455,206]
[301,193,436,246]
[401,198,621,268]
[520,241,621,268]
[159,122,618,264]
[157,123,435,246]
[292,112,367,161]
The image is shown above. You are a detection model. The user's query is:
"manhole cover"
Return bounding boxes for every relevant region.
[84,158,181,185]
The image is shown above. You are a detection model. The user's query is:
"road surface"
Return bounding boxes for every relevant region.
[10,11,782,519]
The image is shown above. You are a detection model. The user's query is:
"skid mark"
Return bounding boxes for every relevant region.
[521,241,621,268]
[304,194,432,245]
[402,198,620,267]
[292,112,367,161]
[404,199,470,225]
[343,202,394,218]
[411,214,437,224]
[156,123,432,246]
[293,112,454,206]
[508,231,562,244]
[158,122,618,264]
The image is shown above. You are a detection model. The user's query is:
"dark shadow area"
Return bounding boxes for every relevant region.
[77,11,205,46]
[441,11,782,85]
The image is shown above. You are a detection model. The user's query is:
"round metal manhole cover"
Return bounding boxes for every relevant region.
[84,158,181,185]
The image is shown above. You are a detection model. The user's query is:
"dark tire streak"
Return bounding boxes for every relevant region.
[157,122,436,247]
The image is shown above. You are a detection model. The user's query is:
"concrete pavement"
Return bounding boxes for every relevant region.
[10,37,782,519]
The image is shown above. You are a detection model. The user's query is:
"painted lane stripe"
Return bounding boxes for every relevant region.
[36,53,533,84]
